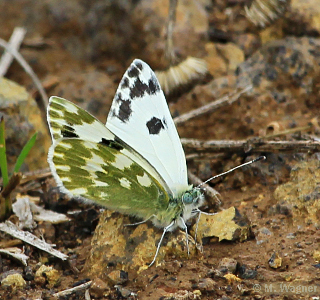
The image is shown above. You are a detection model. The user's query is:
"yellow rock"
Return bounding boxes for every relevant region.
[223,273,241,283]
[215,43,245,73]
[35,265,60,288]
[274,159,320,227]
[1,273,26,289]
[85,210,198,277]
[195,207,251,242]
[313,250,320,262]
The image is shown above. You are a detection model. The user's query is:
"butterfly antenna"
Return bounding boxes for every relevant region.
[197,156,266,188]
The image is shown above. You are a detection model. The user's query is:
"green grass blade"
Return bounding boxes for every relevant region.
[0,117,9,187]
[13,132,38,173]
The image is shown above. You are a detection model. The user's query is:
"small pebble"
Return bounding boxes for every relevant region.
[294,242,303,248]
[296,259,304,265]
[197,278,215,291]
[268,251,282,269]
[107,270,128,285]
[115,285,135,298]
[217,258,238,275]
[24,266,34,281]
[255,227,273,245]
[238,265,258,279]
[286,233,296,239]
[90,278,110,298]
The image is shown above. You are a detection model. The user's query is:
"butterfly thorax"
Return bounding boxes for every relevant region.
[152,187,204,230]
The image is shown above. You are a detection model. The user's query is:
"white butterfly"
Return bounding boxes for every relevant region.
[47,59,205,266]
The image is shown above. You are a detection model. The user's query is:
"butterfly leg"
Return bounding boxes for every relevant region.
[149,221,175,267]
[124,215,156,227]
[179,216,189,256]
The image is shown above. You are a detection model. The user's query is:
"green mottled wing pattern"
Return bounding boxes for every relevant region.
[47,96,173,221]
[47,96,171,192]
[49,138,170,219]
[47,96,115,142]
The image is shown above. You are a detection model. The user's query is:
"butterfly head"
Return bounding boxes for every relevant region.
[182,188,203,206]
[180,187,204,224]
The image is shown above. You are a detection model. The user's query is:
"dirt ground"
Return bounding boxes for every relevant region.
[1,0,320,299]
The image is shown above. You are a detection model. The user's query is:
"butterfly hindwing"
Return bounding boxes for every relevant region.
[106,59,188,196]
[48,138,171,220]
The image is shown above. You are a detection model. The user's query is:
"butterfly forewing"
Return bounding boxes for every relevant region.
[106,59,189,196]
[49,138,171,220]
[47,96,114,143]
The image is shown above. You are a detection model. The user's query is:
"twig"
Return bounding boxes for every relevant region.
[0,173,22,199]
[181,138,320,154]
[0,27,26,76]
[19,167,52,185]
[173,85,252,126]
[0,221,68,260]
[0,247,29,266]
[186,152,225,161]
[53,281,92,298]
[23,37,54,49]
[263,124,313,139]
[0,38,48,109]
[0,168,51,188]
[165,0,178,64]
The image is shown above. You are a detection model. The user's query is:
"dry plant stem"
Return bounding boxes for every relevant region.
[165,0,178,64]
[19,167,51,185]
[0,221,68,260]
[0,38,48,109]
[181,138,320,154]
[186,152,226,161]
[85,289,91,300]
[53,281,92,298]
[0,173,22,220]
[0,168,51,187]
[0,173,21,199]
[0,239,23,248]
[188,170,221,207]
[173,85,252,126]
[0,27,26,76]
[0,248,29,266]
[263,124,313,139]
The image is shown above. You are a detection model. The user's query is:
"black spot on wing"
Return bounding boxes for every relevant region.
[118,100,132,122]
[146,117,165,135]
[129,75,161,99]
[127,65,139,78]
[61,125,79,138]
[113,93,132,123]
[121,77,129,89]
[99,138,124,151]
[148,75,160,94]
[130,78,148,98]
[135,61,143,71]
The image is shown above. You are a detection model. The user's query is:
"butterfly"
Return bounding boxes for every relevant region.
[47,59,206,266]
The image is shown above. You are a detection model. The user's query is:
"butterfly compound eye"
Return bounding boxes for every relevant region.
[182,189,203,205]
[182,191,194,204]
